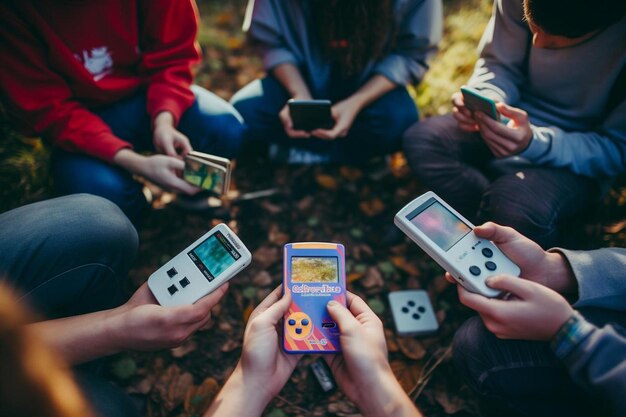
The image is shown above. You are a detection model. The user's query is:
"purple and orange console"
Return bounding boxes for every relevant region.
[283,242,347,354]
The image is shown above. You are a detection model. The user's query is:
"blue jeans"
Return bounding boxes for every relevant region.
[453,309,626,417]
[51,85,245,225]
[230,75,418,163]
[0,194,140,417]
[402,114,600,248]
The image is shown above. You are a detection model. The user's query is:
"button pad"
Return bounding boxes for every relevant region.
[485,261,496,271]
[167,267,178,278]
[469,265,481,276]
[168,285,178,295]
[481,248,493,258]
[179,277,190,288]
[285,312,313,340]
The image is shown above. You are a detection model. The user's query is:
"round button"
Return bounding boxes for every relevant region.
[288,319,296,326]
[407,300,416,307]
[418,306,426,313]
[485,261,496,271]
[301,318,309,326]
[401,307,409,313]
[412,313,420,320]
[295,328,302,334]
[469,266,481,276]
[482,248,493,258]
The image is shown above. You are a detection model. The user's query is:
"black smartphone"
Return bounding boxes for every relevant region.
[288,99,334,131]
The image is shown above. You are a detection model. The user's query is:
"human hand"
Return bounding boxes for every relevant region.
[153,111,192,158]
[113,282,229,351]
[476,102,533,157]
[451,91,479,132]
[141,154,200,195]
[325,293,421,417]
[238,286,301,401]
[279,104,311,139]
[204,287,300,417]
[312,99,360,140]
[444,222,576,293]
[457,275,574,340]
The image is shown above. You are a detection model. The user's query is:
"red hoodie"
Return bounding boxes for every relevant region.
[0,0,201,162]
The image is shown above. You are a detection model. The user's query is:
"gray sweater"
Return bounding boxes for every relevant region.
[555,248,626,416]
[242,0,443,93]
[468,0,626,178]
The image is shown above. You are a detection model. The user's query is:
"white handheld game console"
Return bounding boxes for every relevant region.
[394,191,520,298]
[148,224,251,307]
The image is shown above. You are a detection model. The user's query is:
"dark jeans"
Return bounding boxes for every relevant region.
[0,194,140,417]
[453,309,626,417]
[230,75,419,163]
[402,114,600,248]
[52,85,245,225]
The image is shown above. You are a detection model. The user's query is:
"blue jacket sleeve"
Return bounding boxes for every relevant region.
[519,99,626,178]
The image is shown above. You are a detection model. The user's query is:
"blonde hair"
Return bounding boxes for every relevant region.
[0,284,94,417]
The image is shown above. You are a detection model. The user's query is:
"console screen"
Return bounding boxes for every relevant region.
[291,257,339,283]
[409,201,471,252]
[188,231,241,281]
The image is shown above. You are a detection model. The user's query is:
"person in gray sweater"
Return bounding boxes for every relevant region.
[403,0,626,248]
[231,0,442,163]
[450,222,626,416]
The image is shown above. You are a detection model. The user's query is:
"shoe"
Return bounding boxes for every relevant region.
[269,144,331,164]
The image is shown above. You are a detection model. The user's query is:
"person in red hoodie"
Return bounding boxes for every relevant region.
[0,0,245,224]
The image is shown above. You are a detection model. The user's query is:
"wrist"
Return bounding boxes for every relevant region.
[357,366,416,417]
[153,111,175,129]
[545,251,578,294]
[207,364,273,416]
[113,148,147,176]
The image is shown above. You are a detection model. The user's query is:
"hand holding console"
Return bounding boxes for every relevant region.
[395,191,520,298]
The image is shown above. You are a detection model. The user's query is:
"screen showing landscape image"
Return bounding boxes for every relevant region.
[291,257,339,283]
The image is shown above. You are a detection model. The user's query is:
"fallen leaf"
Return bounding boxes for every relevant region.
[435,388,468,414]
[151,364,194,413]
[385,328,399,353]
[339,166,363,181]
[110,355,137,380]
[252,246,280,269]
[359,198,385,217]
[220,338,241,352]
[367,298,386,315]
[184,377,220,415]
[390,256,421,277]
[315,174,339,190]
[170,339,197,358]
[361,267,384,291]
[252,270,273,286]
[397,336,427,360]
[390,360,422,393]
[243,302,255,323]
[347,271,364,283]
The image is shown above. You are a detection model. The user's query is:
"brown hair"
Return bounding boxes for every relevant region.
[312,0,394,78]
[0,284,94,417]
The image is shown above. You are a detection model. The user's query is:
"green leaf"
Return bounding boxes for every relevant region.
[110,356,137,380]
[378,261,396,276]
[265,409,287,417]
[242,286,257,299]
[368,298,386,315]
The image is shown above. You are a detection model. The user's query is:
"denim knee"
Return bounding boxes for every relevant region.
[452,316,493,395]
[479,177,557,244]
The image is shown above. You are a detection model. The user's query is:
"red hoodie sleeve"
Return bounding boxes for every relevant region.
[139,0,201,126]
[0,7,132,163]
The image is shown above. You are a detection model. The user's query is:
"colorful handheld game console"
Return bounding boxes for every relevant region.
[148,224,251,307]
[283,242,347,354]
